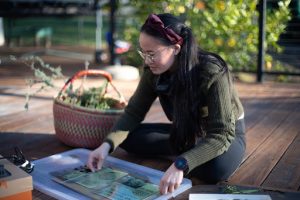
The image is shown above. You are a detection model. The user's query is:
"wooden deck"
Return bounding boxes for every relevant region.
[1,47,300,199]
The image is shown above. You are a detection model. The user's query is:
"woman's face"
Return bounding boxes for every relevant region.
[139,32,177,75]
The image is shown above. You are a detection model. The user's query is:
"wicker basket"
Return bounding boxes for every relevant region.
[53,70,126,148]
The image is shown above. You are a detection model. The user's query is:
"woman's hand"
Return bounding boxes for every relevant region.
[87,142,111,172]
[159,163,184,195]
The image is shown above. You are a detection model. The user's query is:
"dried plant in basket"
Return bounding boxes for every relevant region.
[57,70,126,110]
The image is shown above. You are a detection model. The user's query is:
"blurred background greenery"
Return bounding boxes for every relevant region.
[2,0,300,77]
[121,0,293,73]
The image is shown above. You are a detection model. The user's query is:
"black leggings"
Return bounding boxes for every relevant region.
[119,119,246,184]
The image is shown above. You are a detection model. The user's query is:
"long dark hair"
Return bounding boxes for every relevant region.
[141,13,229,153]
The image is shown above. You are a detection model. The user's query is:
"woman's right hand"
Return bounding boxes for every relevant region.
[87,142,111,172]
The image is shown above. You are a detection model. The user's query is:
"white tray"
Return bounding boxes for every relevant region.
[32,148,192,200]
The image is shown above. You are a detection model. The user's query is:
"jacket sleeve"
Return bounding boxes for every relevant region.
[104,68,158,152]
[181,64,236,173]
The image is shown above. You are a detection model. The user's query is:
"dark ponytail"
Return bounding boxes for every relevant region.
[170,25,203,152]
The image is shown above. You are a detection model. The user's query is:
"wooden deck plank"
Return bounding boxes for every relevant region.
[262,125,300,191]
[32,190,56,200]
[0,96,28,116]
[0,107,53,132]
[237,82,300,132]
[228,104,300,187]
[0,132,58,157]
[243,97,281,131]
[241,97,298,162]
[0,101,52,126]
[144,101,169,123]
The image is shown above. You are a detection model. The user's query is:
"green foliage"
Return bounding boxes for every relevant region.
[121,0,291,71]
[9,55,64,110]
[223,185,259,194]
[4,16,104,46]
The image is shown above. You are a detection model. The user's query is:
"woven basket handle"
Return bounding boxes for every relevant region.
[59,69,126,105]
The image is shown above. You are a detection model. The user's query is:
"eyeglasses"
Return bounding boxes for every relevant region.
[137,47,169,63]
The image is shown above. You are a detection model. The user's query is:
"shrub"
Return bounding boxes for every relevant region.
[120,0,291,71]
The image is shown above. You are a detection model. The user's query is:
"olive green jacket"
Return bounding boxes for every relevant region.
[104,61,244,173]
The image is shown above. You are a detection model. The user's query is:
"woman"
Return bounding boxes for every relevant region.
[87,13,246,195]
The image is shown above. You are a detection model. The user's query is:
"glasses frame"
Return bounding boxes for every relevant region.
[137,46,170,63]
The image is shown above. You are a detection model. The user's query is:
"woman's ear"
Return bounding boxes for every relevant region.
[174,44,181,55]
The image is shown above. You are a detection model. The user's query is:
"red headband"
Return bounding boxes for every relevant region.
[145,14,183,45]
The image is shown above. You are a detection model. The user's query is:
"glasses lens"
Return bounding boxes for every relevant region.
[148,55,154,62]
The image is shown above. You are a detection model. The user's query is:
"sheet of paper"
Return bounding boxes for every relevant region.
[94,175,159,200]
[51,166,159,200]
[189,194,272,200]
[50,166,87,181]
[75,167,127,189]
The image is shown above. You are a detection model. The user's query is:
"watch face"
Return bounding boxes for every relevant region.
[175,157,187,171]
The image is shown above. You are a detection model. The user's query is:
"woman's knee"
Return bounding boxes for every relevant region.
[188,145,244,183]
[189,162,232,184]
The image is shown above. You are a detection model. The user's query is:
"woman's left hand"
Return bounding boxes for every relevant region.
[159,163,184,195]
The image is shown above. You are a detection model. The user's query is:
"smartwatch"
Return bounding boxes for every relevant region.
[174,156,188,173]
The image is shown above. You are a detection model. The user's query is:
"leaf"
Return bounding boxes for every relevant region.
[223,185,259,194]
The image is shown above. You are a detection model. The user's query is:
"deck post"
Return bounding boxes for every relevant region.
[109,0,116,65]
[95,4,103,63]
[257,0,266,83]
